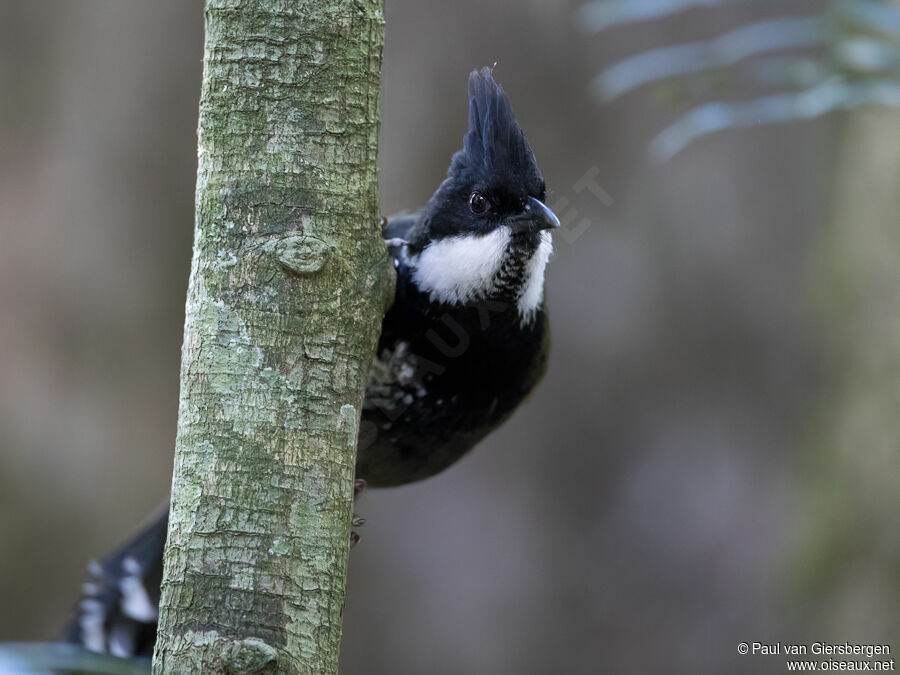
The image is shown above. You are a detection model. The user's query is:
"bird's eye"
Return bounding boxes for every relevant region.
[469,191,489,215]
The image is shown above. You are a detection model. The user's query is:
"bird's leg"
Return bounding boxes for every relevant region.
[350,478,367,547]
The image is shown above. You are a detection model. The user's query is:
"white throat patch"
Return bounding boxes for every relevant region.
[518,230,553,324]
[409,227,553,324]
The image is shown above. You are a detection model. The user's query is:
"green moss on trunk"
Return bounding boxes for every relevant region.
[152,1,388,672]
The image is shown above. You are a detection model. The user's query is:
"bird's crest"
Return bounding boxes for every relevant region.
[452,67,541,189]
[407,67,547,251]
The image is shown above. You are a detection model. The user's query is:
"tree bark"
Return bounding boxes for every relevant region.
[800,105,900,640]
[153,1,389,672]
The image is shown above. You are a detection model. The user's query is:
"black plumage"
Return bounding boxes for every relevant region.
[407,67,547,251]
[359,66,555,484]
[356,240,550,485]
[65,66,558,658]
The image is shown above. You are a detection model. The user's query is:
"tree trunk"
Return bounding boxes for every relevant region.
[153,1,389,672]
[802,105,900,638]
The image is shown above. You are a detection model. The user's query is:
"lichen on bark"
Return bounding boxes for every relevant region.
[152,1,388,672]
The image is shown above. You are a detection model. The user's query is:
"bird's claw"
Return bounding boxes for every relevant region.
[350,478,367,547]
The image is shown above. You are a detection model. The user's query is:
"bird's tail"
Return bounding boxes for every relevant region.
[63,504,168,658]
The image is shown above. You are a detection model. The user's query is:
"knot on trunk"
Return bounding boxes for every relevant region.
[224,637,278,674]
[277,233,334,276]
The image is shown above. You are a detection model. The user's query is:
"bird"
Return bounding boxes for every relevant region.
[64,66,559,659]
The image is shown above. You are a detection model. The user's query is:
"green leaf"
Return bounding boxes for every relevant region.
[837,0,900,39]
[0,642,150,675]
[650,78,900,160]
[594,15,827,100]
[576,0,755,34]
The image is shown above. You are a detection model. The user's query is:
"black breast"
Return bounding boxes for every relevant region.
[357,259,549,487]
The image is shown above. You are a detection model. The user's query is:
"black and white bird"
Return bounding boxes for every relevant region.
[65,66,559,658]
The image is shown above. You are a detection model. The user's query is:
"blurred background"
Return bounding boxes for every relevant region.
[1,1,898,673]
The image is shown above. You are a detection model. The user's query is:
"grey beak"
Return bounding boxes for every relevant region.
[507,196,561,234]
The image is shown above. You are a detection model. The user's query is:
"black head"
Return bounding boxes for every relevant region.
[407,67,558,253]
